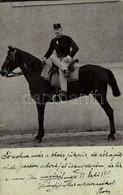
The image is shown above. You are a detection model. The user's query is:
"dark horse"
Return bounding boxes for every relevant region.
[0,46,121,142]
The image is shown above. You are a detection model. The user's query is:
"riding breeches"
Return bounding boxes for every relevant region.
[50,53,70,92]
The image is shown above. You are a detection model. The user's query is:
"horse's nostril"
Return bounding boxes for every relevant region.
[0,69,7,76]
[0,70,4,76]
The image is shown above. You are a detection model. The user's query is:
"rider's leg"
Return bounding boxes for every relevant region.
[58,69,68,101]
[50,54,69,100]
[50,53,68,71]
[59,69,67,92]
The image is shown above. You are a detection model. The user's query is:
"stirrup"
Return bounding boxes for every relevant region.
[59,90,68,101]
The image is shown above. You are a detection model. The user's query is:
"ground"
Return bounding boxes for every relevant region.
[0,130,123,148]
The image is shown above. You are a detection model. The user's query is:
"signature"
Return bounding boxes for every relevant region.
[96,187,111,195]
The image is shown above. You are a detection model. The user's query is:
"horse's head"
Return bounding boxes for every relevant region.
[1,46,18,76]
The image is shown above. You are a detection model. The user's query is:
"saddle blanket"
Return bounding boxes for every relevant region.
[41,63,80,88]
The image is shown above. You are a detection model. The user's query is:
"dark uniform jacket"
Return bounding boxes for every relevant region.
[44,35,79,59]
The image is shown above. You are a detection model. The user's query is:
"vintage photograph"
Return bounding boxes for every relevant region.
[0,1,123,195]
[0,0,123,148]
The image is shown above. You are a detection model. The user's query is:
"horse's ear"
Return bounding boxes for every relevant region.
[8,45,12,49]
[8,46,14,52]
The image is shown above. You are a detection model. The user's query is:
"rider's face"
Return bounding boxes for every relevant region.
[53,28,63,38]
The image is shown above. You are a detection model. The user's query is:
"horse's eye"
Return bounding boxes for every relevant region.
[7,54,13,60]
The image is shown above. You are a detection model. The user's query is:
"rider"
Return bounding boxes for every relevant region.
[42,23,79,98]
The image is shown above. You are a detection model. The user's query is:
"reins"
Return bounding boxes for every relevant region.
[1,58,38,78]
[6,71,23,78]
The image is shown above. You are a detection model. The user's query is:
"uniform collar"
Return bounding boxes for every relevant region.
[56,34,63,39]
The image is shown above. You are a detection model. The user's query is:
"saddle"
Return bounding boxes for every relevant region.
[41,59,80,89]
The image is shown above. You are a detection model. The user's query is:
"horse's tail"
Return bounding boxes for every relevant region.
[106,69,121,97]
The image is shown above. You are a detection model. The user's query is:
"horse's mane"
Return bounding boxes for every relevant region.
[14,47,42,63]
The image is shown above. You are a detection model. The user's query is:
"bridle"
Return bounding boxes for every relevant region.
[6,59,37,78]
[5,71,23,78]
[1,50,37,78]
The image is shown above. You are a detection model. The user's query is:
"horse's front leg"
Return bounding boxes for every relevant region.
[35,103,45,142]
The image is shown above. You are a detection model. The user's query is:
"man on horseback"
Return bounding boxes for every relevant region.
[42,23,79,99]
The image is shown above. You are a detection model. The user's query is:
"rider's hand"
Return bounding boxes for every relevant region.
[63,55,72,63]
[63,57,69,63]
[42,57,47,65]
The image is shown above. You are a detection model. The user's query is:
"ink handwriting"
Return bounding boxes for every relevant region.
[0,147,123,194]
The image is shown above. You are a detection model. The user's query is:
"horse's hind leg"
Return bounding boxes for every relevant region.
[35,104,45,142]
[94,94,116,141]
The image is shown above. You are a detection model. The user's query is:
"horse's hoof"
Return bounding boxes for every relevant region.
[35,135,42,143]
[107,135,115,141]
[38,138,42,143]
[34,138,42,143]
[35,135,40,140]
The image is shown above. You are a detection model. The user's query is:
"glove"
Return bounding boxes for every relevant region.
[63,55,72,63]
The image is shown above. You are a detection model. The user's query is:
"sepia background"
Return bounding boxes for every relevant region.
[0,0,123,146]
